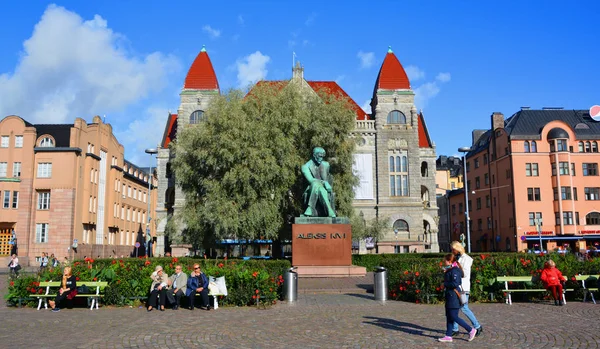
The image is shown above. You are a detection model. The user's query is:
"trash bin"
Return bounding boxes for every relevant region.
[374,266,387,301]
[283,267,298,302]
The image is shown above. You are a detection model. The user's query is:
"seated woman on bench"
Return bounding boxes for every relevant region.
[49,266,77,312]
[541,259,566,306]
[148,265,169,311]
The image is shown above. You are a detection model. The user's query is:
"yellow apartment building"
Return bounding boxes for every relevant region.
[0,115,157,265]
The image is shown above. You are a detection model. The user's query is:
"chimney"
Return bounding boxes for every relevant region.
[491,112,504,131]
[472,129,486,146]
[520,106,530,110]
[292,60,304,80]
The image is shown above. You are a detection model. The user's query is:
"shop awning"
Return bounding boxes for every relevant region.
[524,236,582,241]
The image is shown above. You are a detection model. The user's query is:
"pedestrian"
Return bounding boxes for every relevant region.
[8,254,20,277]
[541,259,566,306]
[51,254,59,268]
[438,253,477,343]
[450,241,483,337]
[39,252,49,273]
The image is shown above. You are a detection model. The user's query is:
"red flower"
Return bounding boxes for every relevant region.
[9,281,14,287]
[252,271,258,278]
[255,289,259,294]
[38,289,43,294]
[112,260,117,264]
[480,254,486,260]
[76,277,80,281]
[415,272,420,277]
[539,252,545,257]
[252,295,256,299]
[224,257,228,260]
[31,288,37,294]
[571,277,576,281]
[269,288,273,292]
[93,277,97,281]
[404,271,409,275]
[436,287,441,291]
[476,279,481,283]
[218,263,224,268]
[144,260,151,266]
[88,265,92,269]
[172,257,178,263]
[415,289,421,294]
[415,300,420,304]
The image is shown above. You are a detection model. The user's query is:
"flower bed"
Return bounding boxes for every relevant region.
[353,252,600,303]
[5,257,290,308]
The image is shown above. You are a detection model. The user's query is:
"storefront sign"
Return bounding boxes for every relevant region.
[580,230,600,235]
[524,231,554,236]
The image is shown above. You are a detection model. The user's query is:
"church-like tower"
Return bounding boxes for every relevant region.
[155,46,219,255]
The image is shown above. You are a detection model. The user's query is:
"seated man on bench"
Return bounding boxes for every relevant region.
[187,263,211,311]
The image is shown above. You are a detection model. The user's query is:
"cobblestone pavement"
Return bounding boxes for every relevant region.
[3,293,600,349]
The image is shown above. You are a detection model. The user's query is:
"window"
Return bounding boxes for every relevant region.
[474,158,480,168]
[585,188,600,201]
[585,142,591,153]
[559,162,569,175]
[122,183,126,193]
[487,217,492,229]
[586,212,600,225]
[527,188,541,201]
[468,200,472,212]
[37,163,52,178]
[557,139,568,152]
[133,188,137,200]
[475,177,480,189]
[483,154,488,165]
[393,219,409,232]
[484,173,489,186]
[459,203,463,214]
[529,212,542,226]
[477,219,482,231]
[37,191,50,210]
[476,198,481,210]
[571,163,576,176]
[36,223,49,243]
[583,163,598,176]
[531,141,537,152]
[387,110,406,124]
[579,142,584,152]
[451,204,456,215]
[39,137,54,147]
[486,195,490,208]
[2,191,9,208]
[12,162,21,177]
[14,136,23,148]
[190,110,205,124]
[0,136,8,147]
[561,187,572,200]
[389,152,409,196]
[466,162,470,172]
[121,206,125,219]
[12,191,18,209]
[524,141,530,153]
[593,142,598,153]
[563,211,574,225]
[525,163,539,176]
[143,192,147,203]
[128,186,132,197]
[0,162,6,177]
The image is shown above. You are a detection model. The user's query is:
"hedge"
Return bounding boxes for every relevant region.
[353,252,600,304]
[5,257,291,308]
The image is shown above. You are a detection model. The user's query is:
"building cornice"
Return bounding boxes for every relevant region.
[86,152,101,161]
[0,178,21,183]
[34,147,82,154]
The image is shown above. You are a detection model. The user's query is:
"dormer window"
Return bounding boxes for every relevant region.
[39,137,54,147]
[387,110,406,124]
[190,110,205,124]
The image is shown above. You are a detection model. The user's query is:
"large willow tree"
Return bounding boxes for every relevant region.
[171,82,357,246]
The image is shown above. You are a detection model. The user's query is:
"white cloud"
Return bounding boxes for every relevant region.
[305,13,317,26]
[288,40,297,48]
[414,72,451,109]
[115,106,168,166]
[0,5,179,124]
[361,100,372,114]
[236,51,270,88]
[436,72,451,83]
[302,39,310,47]
[237,15,244,25]
[357,51,375,69]
[405,65,425,81]
[202,25,221,39]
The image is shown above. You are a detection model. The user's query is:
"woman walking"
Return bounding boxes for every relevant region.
[450,241,482,336]
[438,253,477,343]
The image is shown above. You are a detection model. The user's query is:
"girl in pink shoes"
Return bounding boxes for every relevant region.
[438,253,477,343]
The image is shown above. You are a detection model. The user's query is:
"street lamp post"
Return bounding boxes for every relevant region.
[145,148,158,257]
[458,147,472,253]
[535,218,543,253]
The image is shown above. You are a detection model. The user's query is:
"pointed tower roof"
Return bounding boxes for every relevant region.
[183,45,220,90]
[417,111,433,148]
[374,46,411,90]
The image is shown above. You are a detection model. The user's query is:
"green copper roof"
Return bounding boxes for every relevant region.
[201,45,206,52]
[388,46,393,53]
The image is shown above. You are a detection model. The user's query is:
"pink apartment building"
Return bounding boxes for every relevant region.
[449,109,600,252]
[0,115,157,265]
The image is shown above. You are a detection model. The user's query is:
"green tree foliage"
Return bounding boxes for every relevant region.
[351,214,390,242]
[172,82,357,243]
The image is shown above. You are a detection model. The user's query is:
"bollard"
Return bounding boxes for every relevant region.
[374,266,388,301]
[283,267,298,302]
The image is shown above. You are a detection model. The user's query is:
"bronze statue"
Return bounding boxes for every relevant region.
[301,147,336,217]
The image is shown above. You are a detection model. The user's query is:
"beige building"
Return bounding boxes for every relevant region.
[0,115,157,265]
[435,156,463,198]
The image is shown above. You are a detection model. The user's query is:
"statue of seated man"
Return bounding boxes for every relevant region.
[301,147,336,218]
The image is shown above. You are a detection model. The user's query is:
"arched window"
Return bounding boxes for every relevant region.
[393,219,409,232]
[401,156,408,172]
[421,161,428,177]
[389,152,409,196]
[586,212,600,225]
[39,137,54,147]
[593,142,598,153]
[389,156,395,172]
[524,141,530,153]
[387,110,406,124]
[585,141,591,153]
[531,141,537,153]
[579,142,584,152]
[190,110,205,124]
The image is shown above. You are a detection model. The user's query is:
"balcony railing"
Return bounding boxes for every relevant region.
[355,120,375,130]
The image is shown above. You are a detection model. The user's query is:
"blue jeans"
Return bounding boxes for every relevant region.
[452,293,481,332]
[446,308,472,336]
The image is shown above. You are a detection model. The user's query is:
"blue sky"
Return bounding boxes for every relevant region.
[1,1,599,166]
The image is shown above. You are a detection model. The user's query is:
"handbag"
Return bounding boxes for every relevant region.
[14,264,22,272]
[77,284,91,294]
[66,289,78,300]
[453,289,467,305]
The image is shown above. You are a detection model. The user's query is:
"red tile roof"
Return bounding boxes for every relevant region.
[418,112,433,148]
[161,113,178,148]
[375,52,411,90]
[183,49,219,90]
[307,81,369,121]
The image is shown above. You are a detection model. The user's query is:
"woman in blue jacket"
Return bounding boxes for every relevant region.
[439,253,477,343]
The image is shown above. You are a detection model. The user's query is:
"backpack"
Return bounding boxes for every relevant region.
[77,284,91,294]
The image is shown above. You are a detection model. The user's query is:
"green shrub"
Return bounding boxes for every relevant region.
[5,257,290,308]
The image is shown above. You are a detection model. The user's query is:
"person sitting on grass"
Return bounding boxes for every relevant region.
[541,259,566,306]
[49,266,77,312]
